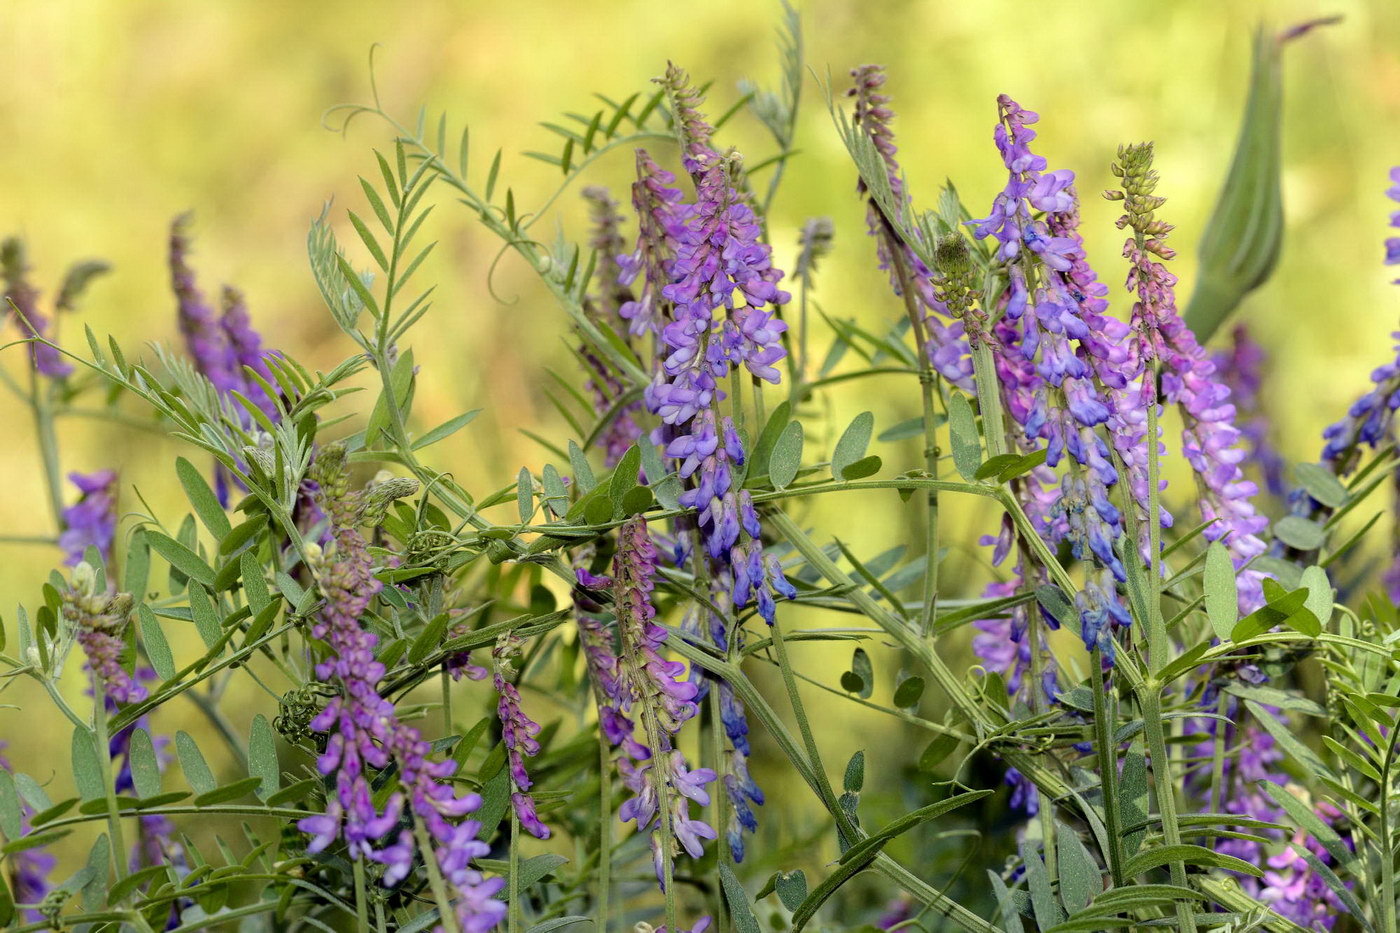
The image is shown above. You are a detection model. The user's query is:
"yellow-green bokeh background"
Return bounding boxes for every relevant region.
[3,0,1399,905]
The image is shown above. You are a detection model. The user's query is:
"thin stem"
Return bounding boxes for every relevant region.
[508,809,522,933]
[412,820,461,933]
[441,669,453,737]
[353,858,370,933]
[91,677,128,884]
[595,733,612,931]
[30,368,64,529]
[1138,686,1197,933]
[1144,373,1168,671]
[1090,650,1125,886]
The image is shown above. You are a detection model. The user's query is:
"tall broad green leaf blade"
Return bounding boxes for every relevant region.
[1184,21,1333,343]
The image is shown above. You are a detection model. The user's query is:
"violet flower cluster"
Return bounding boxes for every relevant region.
[170,215,279,417]
[1211,325,1286,498]
[604,517,717,886]
[63,564,147,704]
[581,186,645,466]
[1,237,73,378]
[59,469,119,568]
[490,633,551,839]
[1108,142,1269,611]
[1186,707,1347,930]
[296,446,504,933]
[0,743,55,924]
[969,95,1133,660]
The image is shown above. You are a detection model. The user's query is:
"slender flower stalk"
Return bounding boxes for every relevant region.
[296,446,504,933]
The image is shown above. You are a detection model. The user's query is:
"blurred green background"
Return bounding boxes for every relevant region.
[2,0,1399,914]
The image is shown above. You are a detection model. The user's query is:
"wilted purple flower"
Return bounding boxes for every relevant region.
[581,186,644,466]
[298,446,504,931]
[0,743,55,923]
[1,237,73,377]
[848,66,975,391]
[609,517,717,886]
[59,469,118,567]
[1212,324,1287,497]
[492,634,551,840]
[63,565,146,704]
[1109,142,1269,611]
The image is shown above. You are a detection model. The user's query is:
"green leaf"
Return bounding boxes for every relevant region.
[794,791,990,930]
[997,448,1048,483]
[176,731,216,796]
[71,727,104,802]
[187,583,222,649]
[1034,584,1075,629]
[774,870,808,913]
[1203,542,1237,641]
[1259,781,1358,876]
[1274,515,1325,551]
[1123,843,1261,878]
[846,647,873,699]
[248,714,279,801]
[769,421,803,490]
[567,440,595,492]
[843,751,865,793]
[176,457,231,539]
[1,829,70,855]
[81,832,110,911]
[719,863,762,933]
[0,872,12,926]
[947,392,981,482]
[750,401,792,476]
[1055,822,1099,913]
[1300,564,1333,629]
[839,455,882,480]
[1119,747,1148,857]
[1246,700,1335,781]
[1230,585,1308,642]
[193,776,264,807]
[219,516,266,556]
[147,532,216,588]
[124,528,151,597]
[620,485,653,516]
[0,770,21,840]
[608,446,641,515]
[878,417,925,442]
[831,411,873,481]
[1022,841,1063,929]
[893,676,925,709]
[265,778,319,808]
[411,409,484,448]
[974,453,1021,481]
[517,467,535,525]
[241,551,270,614]
[137,603,176,682]
[918,733,960,772]
[128,728,163,799]
[409,613,451,666]
[1294,462,1348,509]
[987,870,1023,933]
[365,349,415,445]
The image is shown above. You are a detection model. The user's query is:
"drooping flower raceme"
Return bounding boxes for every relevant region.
[59,470,119,567]
[296,446,504,933]
[608,516,717,886]
[1108,142,1270,611]
[491,633,551,839]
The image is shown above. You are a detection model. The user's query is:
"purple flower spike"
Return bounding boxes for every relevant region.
[297,446,503,931]
[63,566,146,704]
[59,469,119,567]
[1110,143,1269,609]
[492,633,551,840]
[610,517,716,886]
[1,237,73,377]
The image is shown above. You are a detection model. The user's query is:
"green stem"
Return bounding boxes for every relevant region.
[969,339,1008,460]
[30,369,64,529]
[353,858,370,932]
[1138,686,1197,933]
[1144,373,1168,670]
[1089,649,1125,887]
[412,820,461,933]
[441,669,453,737]
[509,809,522,933]
[595,734,612,931]
[91,676,128,884]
